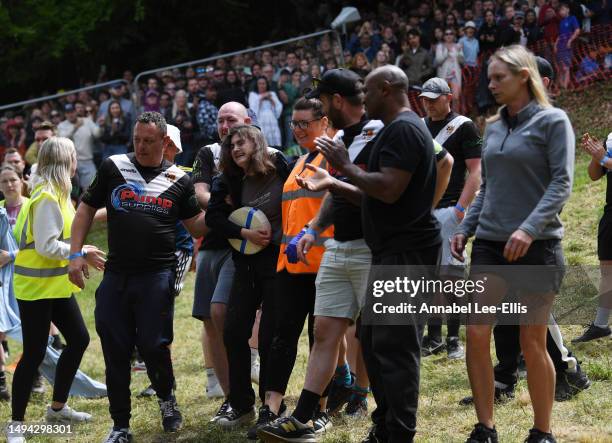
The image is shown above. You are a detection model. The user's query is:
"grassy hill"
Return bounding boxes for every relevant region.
[1,80,610,442]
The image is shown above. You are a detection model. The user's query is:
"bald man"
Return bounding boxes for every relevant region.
[325,66,440,443]
[191,102,258,419]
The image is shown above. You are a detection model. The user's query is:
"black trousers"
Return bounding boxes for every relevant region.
[360,245,440,443]
[265,270,315,395]
[12,295,90,421]
[225,245,278,411]
[95,269,176,429]
[494,319,575,387]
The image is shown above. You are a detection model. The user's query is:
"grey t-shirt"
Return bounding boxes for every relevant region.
[241,173,284,245]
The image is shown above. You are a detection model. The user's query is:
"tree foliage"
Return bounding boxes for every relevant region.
[0,0,333,104]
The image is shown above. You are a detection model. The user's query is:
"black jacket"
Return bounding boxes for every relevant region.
[205,150,290,240]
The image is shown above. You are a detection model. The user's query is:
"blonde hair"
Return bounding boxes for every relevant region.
[31,136,75,202]
[487,45,551,123]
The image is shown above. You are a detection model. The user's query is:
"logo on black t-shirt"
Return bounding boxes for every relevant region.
[111,182,173,214]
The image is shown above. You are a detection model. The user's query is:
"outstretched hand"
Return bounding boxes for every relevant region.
[295,164,335,192]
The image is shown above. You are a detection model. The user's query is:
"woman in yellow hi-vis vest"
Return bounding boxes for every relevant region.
[8,137,105,439]
[253,97,334,434]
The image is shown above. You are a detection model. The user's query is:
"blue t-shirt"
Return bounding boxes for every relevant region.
[559,15,579,40]
[459,36,480,67]
[175,165,195,253]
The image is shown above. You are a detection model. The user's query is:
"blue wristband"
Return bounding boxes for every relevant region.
[455,203,466,213]
[305,227,319,239]
[68,251,84,261]
[8,251,16,262]
[600,157,607,167]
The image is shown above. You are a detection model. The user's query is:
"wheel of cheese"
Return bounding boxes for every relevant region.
[228,206,271,255]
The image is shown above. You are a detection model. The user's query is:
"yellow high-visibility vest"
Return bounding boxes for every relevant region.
[12,185,80,301]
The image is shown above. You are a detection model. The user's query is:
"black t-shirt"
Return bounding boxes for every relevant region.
[82,153,201,272]
[330,117,382,242]
[192,144,229,251]
[426,112,481,209]
[363,111,441,256]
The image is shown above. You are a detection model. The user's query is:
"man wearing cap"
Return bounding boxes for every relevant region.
[68,112,207,442]
[97,82,135,121]
[419,77,481,359]
[57,103,102,189]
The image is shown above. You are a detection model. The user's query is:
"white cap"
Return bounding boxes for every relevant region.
[166,124,183,153]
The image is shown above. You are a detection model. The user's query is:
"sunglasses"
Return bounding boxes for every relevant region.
[289,118,322,130]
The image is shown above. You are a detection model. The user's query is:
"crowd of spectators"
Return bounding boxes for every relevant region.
[1,0,610,174]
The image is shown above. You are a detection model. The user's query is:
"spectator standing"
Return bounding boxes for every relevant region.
[349,52,372,78]
[57,104,101,189]
[459,21,480,114]
[399,29,435,87]
[478,9,501,57]
[170,90,198,166]
[99,100,131,160]
[556,3,581,89]
[98,83,134,122]
[525,9,543,44]
[217,70,247,107]
[248,77,283,147]
[371,50,390,70]
[197,87,220,151]
[435,28,464,111]
[277,69,300,150]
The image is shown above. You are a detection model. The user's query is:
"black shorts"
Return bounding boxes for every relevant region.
[470,238,565,293]
[597,211,612,260]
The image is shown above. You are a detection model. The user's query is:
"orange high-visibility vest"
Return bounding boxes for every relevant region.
[277,151,334,274]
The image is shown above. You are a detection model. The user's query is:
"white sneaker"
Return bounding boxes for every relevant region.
[206,381,224,399]
[45,405,92,423]
[251,358,260,385]
[6,421,26,443]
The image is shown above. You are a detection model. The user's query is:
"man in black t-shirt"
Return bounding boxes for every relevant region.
[69,112,207,442]
[420,77,483,359]
[312,66,440,442]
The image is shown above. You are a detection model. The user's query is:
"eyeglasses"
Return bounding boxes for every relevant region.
[289,118,322,130]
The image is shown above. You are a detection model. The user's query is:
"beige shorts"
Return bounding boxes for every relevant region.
[314,238,372,321]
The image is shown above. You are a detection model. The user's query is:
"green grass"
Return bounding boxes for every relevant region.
[1,81,612,442]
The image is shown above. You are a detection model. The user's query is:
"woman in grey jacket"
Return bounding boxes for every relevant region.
[451,45,575,443]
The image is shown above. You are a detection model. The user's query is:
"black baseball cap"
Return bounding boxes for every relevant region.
[535,56,555,81]
[64,103,75,112]
[305,68,363,99]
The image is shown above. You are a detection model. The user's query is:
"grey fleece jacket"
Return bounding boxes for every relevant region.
[456,101,575,241]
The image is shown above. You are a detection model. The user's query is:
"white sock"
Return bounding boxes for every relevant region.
[250,348,259,365]
[206,367,218,385]
[594,307,611,327]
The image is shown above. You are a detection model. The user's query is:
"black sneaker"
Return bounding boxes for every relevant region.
[313,410,332,434]
[555,365,591,401]
[446,337,465,359]
[210,399,231,423]
[326,373,355,415]
[524,428,556,443]
[422,335,445,356]
[345,394,368,418]
[216,406,255,429]
[247,404,286,440]
[572,323,611,343]
[102,428,133,443]
[158,395,182,432]
[466,423,498,443]
[137,384,156,398]
[0,385,9,401]
[459,385,515,406]
[256,416,316,442]
[361,424,387,443]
